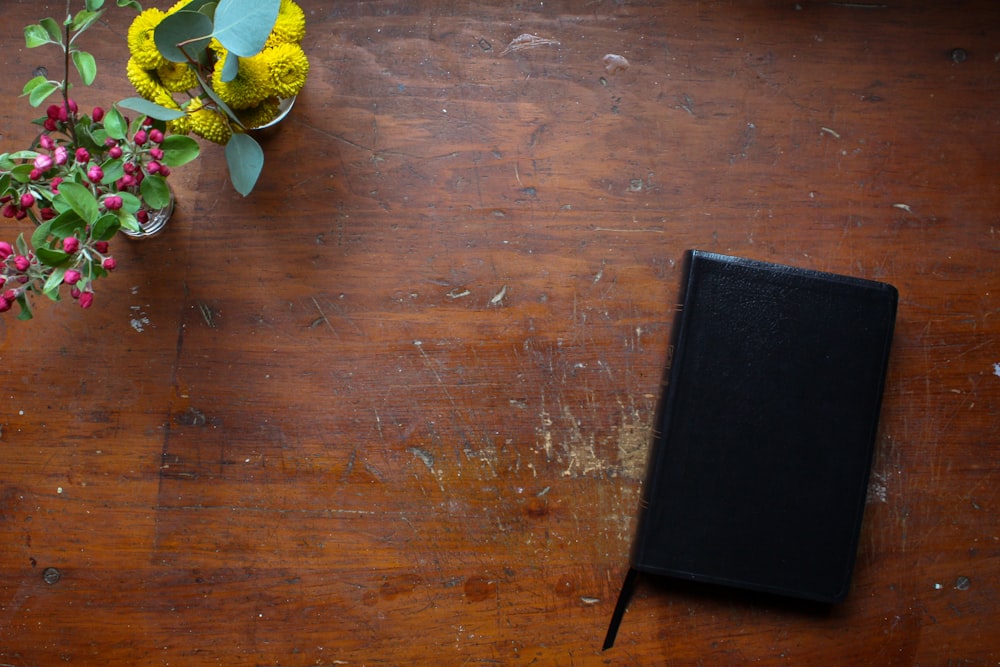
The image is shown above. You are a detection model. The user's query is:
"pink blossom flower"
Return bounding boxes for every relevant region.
[149,129,163,144]
[87,165,104,183]
[63,237,80,254]
[75,147,90,163]
[63,269,82,285]
[33,154,53,171]
[14,256,30,272]
[20,192,35,209]
[108,145,123,159]
[39,134,55,150]
[0,242,13,259]
[78,292,94,309]
[102,195,123,211]
[102,257,116,271]
[54,146,68,165]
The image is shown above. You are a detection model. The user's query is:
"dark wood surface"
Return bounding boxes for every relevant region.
[1,1,998,664]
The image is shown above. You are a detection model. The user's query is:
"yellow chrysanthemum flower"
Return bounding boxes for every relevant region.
[211,53,273,109]
[261,42,309,99]
[157,61,198,93]
[126,57,170,102]
[266,0,307,47]
[127,8,168,70]
[236,99,281,129]
[166,0,192,13]
[186,99,232,145]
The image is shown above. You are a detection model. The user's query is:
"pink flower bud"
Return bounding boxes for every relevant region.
[78,292,94,309]
[40,207,56,220]
[33,154,53,171]
[159,165,171,177]
[102,195,123,211]
[1,204,15,219]
[63,237,80,254]
[50,176,63,193]
[147,161,161,175]
[92,106,105,122]
[39,134,55,150]
[0,242,12,259]
[54,146,68,165]
[149,128,164,143]
[150,147,164,160]
[29,169,43,180]
[20,192,35,209]
[0,297,10,313]
[123,162,136,175]
[14,209,26,220]
[58,106,69,122]
[88,165,104,183]
[46,104,61,120]
[102,257,116,271]
[94,241,109,253]
[108,145,123,159]
[69,286,81,299]
[75,147,90,163]
[63,269,82,285]
[67,98,78,113]
[134,129,148,145]
[3,289,17,302]
[14,256,30,271]
[136,209,149,223]
[43,118,58,132]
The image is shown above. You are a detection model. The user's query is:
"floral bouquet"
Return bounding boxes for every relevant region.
[0,0,200,319]
[124,0,310,195]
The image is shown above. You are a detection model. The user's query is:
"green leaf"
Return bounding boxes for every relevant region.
[160,135,200,166]
[220,48,239,82]
[16,293,34,320]
[49,210,87,239]
[21,76,48,95]
[28,82,61,107]
[87,0,106,11]
[70,10,102,33]
[118,96,186,121]
[104,107,127,139]
[36,247,72,269]
[117,0,143,9]
[140,174,170,209]
[118,191,142,213]
[92,213,121,241]
[225,132,263,196]
[212,0,279,57]
[24,23,56,48]
[41,17,64,42]
[42,265,69,298]
[71,50,97,85]
[100,159,125,185]
[154,10,214,63]
[57,181,100,224]
[31,220,55,250]
[119,211,141,233]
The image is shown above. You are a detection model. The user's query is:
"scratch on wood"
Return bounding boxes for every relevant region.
[490,285,508,306]
[197,302,216,328]
[820,126,841,139]
[500,33,560,56]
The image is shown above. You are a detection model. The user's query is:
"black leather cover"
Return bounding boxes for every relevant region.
[604,250,897,649]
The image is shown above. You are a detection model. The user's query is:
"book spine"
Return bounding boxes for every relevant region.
[630,250,699,565]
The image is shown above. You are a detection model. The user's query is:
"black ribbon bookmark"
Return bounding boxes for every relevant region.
[602,567,640,650]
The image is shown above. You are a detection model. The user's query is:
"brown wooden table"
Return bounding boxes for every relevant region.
[1,1,997,664]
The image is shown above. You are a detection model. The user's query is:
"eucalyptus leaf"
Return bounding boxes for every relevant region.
[160,135,200,166]
[140,174,170,209]
[118,96,186,121]
[212,0,279,57]
[220,49,239,83]
[71,50,97,85]
[224,132,264,196]
[57,181,100,224]
[154,10,213,63]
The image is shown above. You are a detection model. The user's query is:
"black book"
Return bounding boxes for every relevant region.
[604,250,898,649]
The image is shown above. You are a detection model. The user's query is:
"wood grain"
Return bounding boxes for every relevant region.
[1,0,997,664]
